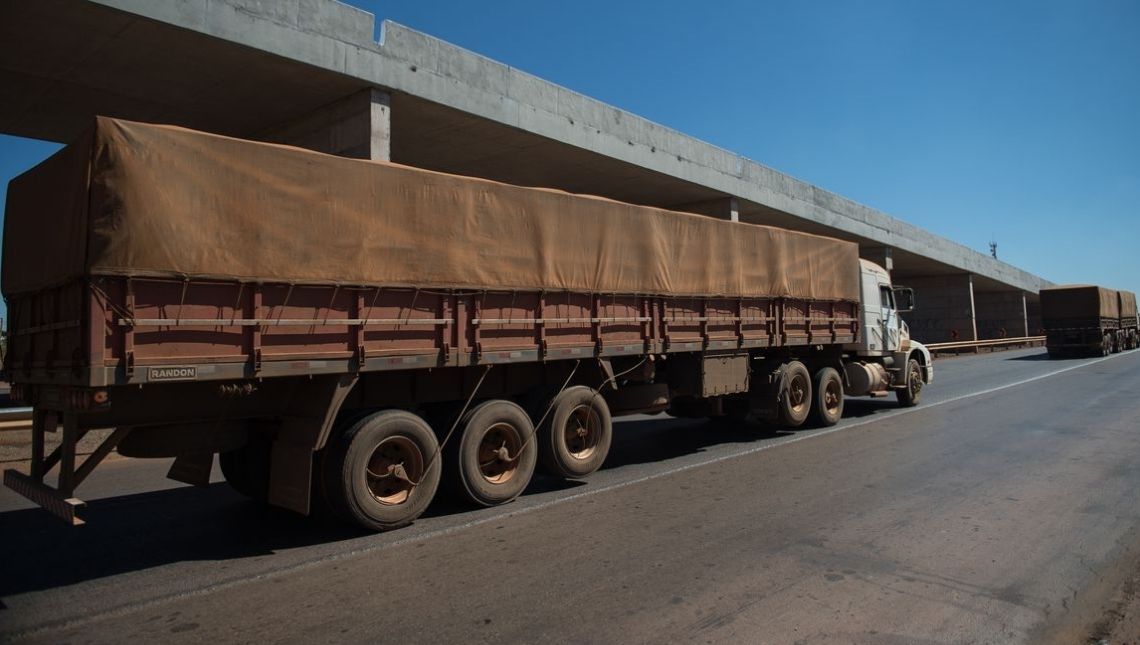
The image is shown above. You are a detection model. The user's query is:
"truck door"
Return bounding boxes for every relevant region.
[879,284,901,352]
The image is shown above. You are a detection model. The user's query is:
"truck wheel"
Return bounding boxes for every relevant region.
[539,386,613,478]
[896,359,923,407]
[218,435,272,502]
[809,367,844,427]
[322,409,441,531]
[777,361,812,428]
[448,400,537,506]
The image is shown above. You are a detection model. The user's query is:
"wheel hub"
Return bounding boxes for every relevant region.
[477,423,521,484]
[365,436,424,506]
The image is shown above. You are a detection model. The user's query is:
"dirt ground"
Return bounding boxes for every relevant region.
[1095,570,1140,644]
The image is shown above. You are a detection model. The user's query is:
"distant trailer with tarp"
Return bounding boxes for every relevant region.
[1040,285,1139,357]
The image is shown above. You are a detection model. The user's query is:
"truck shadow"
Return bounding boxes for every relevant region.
[603,415,790,469]
[0,471,583,600]
[0,421,733,597]
[0,411,875,599]
[1006,352,1058,361]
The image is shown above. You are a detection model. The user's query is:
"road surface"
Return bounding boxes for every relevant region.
[2,347,1139,643]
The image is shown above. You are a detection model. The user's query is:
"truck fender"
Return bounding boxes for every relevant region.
[909,342,934,385]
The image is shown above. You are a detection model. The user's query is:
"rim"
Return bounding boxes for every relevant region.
[823,377,843,416]
[365,435,425,506]
[477,422,523,484]
[909,364,923,396]
[788,372,809,414]
[563,404,601,460]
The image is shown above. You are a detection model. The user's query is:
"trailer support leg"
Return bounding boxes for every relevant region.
[2,415,132,526]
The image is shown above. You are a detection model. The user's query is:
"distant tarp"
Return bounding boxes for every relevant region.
[4,117,860,302]
[1040,285,1121,320]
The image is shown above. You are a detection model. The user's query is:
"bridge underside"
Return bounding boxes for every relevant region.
[0,0,1043,344]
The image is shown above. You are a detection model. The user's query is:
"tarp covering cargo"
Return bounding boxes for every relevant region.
[1118,290,1138,321]
[3,117,860,301]
[1040,285,1120,321]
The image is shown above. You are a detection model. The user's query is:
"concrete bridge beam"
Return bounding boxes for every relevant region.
[674,197,739,222]
[260,88,391,161]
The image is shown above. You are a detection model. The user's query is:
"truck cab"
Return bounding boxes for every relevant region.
[843,260,934,402]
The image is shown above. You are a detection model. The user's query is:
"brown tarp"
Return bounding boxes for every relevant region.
[1040,285,1120,320]
[4,117,860,301]
[1118,290,1138,320]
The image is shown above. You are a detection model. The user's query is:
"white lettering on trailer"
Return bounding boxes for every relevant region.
[147,366,197,381]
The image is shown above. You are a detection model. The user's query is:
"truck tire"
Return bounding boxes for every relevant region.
[896,359,923,408]
[218,435,272,502]
[446,400,537,507]
[539,386,613,478]
[321,409,441,531]
[809,367,844,427]
[776,361,812,428]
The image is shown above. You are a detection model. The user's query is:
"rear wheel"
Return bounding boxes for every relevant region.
[777,361,812,428]
[896,359,923,407]
[321,409,440,531]
[809,367,844,427]
[538,386,613,478]
[447,400,537,507]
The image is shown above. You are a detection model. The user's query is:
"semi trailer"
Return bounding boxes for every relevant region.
[2,118,933,530]
[1041,285,1139,357]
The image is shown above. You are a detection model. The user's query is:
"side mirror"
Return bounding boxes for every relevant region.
[893,287,915,313]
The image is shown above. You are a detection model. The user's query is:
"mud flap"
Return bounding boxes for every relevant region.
[167,452,214,486]
[268,440,316,515]
[266,374,358,516]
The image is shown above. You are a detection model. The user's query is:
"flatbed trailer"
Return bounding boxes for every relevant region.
[2,118,932,530]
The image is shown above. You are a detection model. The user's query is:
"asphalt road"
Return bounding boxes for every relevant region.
[2,347,1139,643]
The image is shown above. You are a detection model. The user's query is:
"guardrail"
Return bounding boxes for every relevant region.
[0,407,33,432]
[925,336,1046,354]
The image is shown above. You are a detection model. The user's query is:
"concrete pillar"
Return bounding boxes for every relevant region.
[259,88,391,160]
[1026,297,1043,336]
[860,246,893,272]
[896,274,976,344]
[974,291,1029,340]
[674,197,739,222]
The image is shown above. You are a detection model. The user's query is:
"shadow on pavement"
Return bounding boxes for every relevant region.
[603,415,790,470]
[1006,351,1060,362]
[0,406,901,598]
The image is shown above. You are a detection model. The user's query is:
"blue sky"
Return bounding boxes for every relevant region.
[2,0,1138,325]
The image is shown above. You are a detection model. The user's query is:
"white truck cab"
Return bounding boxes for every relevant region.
[843,260,934,406]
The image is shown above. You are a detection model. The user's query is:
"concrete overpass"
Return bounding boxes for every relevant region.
[0,0,1051,343]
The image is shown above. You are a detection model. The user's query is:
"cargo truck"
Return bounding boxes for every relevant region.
[1041,285,1139,357]
[2,118,933,530]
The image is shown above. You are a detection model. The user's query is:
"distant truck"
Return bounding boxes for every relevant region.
[2,118,933,530]
[1040,285,1139,357]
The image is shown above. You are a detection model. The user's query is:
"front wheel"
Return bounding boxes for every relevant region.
[896,359,923,408]
[321,409,441,531]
